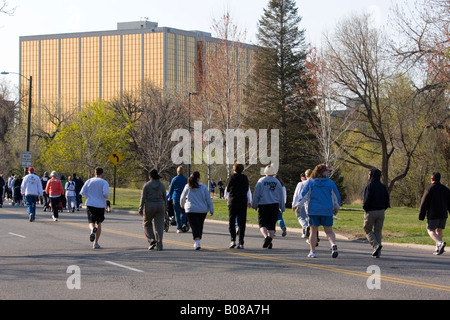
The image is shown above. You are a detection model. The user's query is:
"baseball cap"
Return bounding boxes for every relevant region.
[28,167,34,172]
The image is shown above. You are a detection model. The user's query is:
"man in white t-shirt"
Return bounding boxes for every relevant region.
[80,167,109,249]
[21,167,44,222]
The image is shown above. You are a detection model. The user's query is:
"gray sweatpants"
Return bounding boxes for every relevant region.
[363,209,385,248]
[143,201,166,250]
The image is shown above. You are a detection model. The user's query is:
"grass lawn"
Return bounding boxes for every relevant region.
[110,187,448,246]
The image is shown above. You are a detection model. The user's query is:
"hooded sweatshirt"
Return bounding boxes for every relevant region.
[251,176,285,212]
[293,177,341,216]
[419,180,450,221]
[362,168,390,212]
[180,183,214,214]
[138,179,167,214]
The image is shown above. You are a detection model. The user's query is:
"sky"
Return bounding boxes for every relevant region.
[0,0,396,90]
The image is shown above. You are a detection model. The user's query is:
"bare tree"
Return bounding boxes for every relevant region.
[0,0,15,16]
[297,47,360,176]
[391,0,450,86]
[324,13,448,193]
[195,11,253,176]
[111,81,184,179]
[34,101,79,143]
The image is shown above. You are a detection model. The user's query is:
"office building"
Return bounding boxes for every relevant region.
[19,20,253,132]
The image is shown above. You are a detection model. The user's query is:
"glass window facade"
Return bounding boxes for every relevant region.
[61,38,79,115]
[19,23,252,132]
[144,33,163,88]
[102,35,121,101]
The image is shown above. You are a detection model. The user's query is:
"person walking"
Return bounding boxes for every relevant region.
[275,174,287,237]
[20,167,43,221]
[218,178,225,199]
[168,166,188,233]
[72,173,83,211]
[362,168,390,258]
[0,174,5,208]
[65,176,77,213]
[45,171,64,221]
[251,165,285,249]
[138,169,167,251]
[7,174,14,201]
[13,175,23,206]
[292,170,312,239]
[225,163,252,249]
[210,179,217,199]
[293,164,341,258]
[80,167,110,249]
[180,171,214,250]
[419,172,450,255]
[60,175,67,210]
[41,171,50,211]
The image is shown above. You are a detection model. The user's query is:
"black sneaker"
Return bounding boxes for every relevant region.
[263,236,272,248]
[372,245,382,258]
[148,240,157,250]
[89,227,97,242]
[437,242,446,255]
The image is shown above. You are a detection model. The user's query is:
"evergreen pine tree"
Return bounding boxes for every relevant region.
[244,0,316,202]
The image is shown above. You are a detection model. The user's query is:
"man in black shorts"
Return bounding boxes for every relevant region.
[80,167,110,249]
[419,172,450,255]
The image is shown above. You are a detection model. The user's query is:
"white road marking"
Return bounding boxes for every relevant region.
[8,232,26,238]
[104,261,144,273]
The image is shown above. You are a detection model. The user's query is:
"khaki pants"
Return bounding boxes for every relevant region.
[363,209,385,248]
[143,202,166,250]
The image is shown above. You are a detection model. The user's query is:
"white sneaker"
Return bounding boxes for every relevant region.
[307,251,316,258]
[93,242,101,249]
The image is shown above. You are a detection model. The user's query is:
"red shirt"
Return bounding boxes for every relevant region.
[45,178,64,197]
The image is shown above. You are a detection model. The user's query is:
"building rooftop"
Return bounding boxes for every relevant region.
[20,20,212,41]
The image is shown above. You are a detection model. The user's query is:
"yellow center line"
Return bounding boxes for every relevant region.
[56,219,450,293]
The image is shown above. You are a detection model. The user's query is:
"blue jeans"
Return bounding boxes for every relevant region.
[277,210,286,229]
[173,200,187,230]
[25,195,38,219]
[295,206,309,228]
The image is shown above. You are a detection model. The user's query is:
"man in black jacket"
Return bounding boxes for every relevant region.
[225,163,251,249]
[419,172,450,255]
[363,168,390,258]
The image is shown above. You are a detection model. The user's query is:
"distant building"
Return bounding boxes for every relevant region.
[19,20,253,132]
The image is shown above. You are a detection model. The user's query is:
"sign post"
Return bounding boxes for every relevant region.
[108,151,123,205]
[21,151,32,175]
[21,151,32,168]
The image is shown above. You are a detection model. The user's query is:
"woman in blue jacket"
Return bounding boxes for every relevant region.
[293,164,341,258]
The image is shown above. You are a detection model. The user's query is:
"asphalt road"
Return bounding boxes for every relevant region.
[1,200,450,304]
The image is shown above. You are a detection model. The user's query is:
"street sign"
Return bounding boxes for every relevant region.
[108,151,123,166]
[21,151,32,168]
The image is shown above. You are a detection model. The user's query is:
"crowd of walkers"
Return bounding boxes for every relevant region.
[1,164,448,256]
